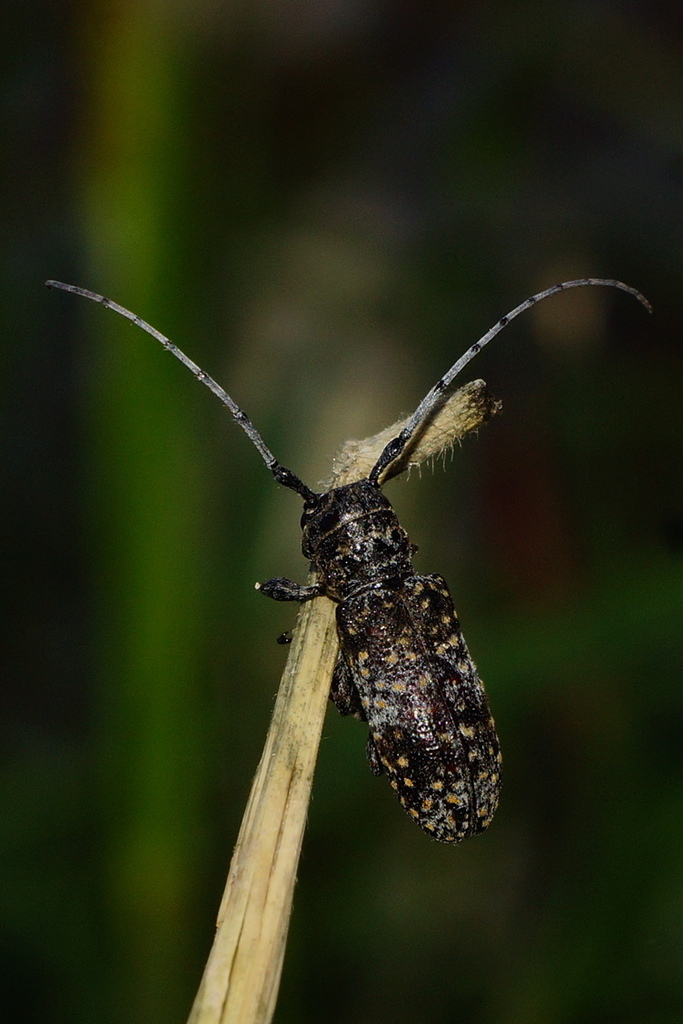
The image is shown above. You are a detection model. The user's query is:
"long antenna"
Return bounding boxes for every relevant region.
[369,278,651,484]
[46,280,318,502]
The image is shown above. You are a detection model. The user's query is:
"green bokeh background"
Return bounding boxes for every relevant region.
[3,2,683,1022]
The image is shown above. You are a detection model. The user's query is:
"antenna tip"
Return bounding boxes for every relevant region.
[45,280,76,294]
[612,280,652,315]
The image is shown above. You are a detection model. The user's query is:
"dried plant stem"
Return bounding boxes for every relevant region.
[187,380,500,1024]
[187,594,338,1024]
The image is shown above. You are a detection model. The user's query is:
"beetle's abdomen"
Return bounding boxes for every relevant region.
[335,574,501,842]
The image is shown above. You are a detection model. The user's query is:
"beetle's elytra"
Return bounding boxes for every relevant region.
[47,277,650,842]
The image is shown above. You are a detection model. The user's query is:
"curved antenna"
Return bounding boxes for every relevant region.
[369,278,651,485]
[46,281,318,502]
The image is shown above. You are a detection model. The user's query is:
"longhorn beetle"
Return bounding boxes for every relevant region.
[47,277,650,842]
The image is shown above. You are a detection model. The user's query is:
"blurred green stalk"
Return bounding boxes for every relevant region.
[79,4,207,1019]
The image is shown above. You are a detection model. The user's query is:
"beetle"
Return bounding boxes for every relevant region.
[47,277,649,840]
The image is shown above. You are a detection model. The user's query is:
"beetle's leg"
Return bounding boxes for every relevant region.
[256,577,323,602]
[365,734,383,776]
[330,654,366,720]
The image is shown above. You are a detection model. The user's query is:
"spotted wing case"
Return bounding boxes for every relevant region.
[331,574,501,842]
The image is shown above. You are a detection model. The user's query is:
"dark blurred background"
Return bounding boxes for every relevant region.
[3,1,682,1022]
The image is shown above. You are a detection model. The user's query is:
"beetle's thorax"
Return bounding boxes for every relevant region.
[300,479,414,602]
